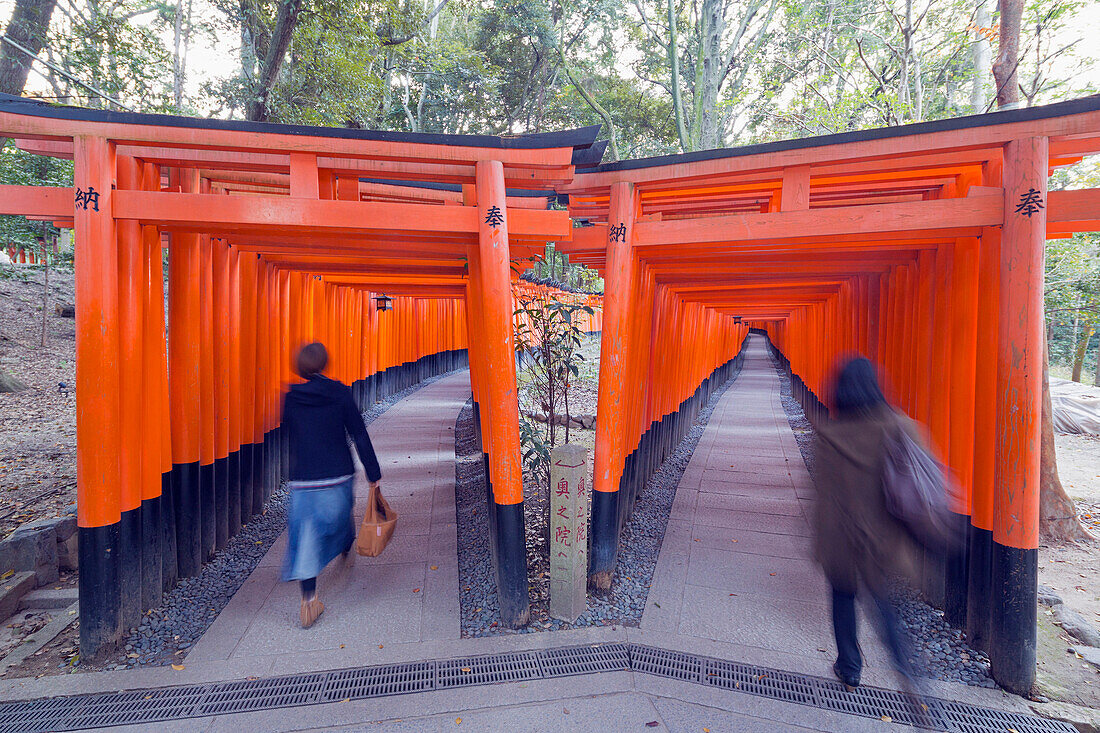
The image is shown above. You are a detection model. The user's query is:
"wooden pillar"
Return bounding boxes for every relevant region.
[990,137,1047,695]
[946,237,980,628]
[213,240,232,551]
[75,135,122,661]
[115,154,145,631]
[591,180,637,590]
[168,167,202,580]
[238,253,258,521]
[968,227,1001,652]
[199,232,216,562]
[141,162,170,600]
[227,246,243,537]
[475,160,529,628]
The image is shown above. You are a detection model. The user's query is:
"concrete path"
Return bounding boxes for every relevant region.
[642,334,900,687]
[185,372,469,669]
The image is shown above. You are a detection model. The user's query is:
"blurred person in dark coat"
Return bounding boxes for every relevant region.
[281,342,382,628]
[812,356,922,690]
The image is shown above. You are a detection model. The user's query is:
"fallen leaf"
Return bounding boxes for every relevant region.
[704,728,710,732]
[340,698,350,703]
[430,565,438,571]
[731,539,738,543]
[339,644,345,649]
[693,538,700,542]
[881,716,892,722]
[461,667,472,672]
[0,570,12,580]
[646,723,659,728]
[413,588,421,593]
[455,718,462,725]
[654,602,661,608]
[769,572,777,576]
[563,708,569,714]
[378,644,384,649]
[171,664,185,671]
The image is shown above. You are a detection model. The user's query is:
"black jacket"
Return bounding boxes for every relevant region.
[282,375,382,482]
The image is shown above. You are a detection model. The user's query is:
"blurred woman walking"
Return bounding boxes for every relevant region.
[812,357,921,691]
[281,342,382,628]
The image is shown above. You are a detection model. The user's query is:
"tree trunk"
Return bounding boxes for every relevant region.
[1039,342,1091,543]
[1071,327,1093,382]
[245,0,305,122]
[0,0,59,95]
[40,234,49,347]
[666,0,689,152]
[992,0,1022,109]
[692,0,725,151]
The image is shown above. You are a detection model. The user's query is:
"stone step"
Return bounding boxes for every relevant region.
[0,571,36,620]
[18,587,78,611]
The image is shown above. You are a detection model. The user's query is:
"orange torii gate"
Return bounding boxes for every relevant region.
[0,93,603,660]
[4,90,1100,697]
[558,95,1100,695]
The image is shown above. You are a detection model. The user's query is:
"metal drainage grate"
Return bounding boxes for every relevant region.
[0,642,1076,733]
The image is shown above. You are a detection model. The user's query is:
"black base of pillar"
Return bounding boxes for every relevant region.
[214,456,229,551]
[589,489,620,591]
[227,451,242,537]
[989,541,1037,696]
[199,462,215,561]
[944,512,969,628]
[966,525,993,652]
[239,443,255,522]
[160,473,178,592]
[251,441,265,516]
[78,523,121,662]
[118,506,143,631]
[492,501,529,629]
[172,461,201,578]
[140,494,162,613]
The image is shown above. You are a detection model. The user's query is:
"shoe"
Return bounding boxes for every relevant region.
[833,662,860,691]
[300,597,325,628]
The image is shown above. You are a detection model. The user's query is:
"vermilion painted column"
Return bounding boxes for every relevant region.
[199,231,216,562]
[238,253,258,521]
[946,236,980,628]
[168,167,202,580]
[213,240,232,551]
[968,227,1001,652]
[475,159,529,627]
[141,162,170,601]
[75,135,122,661]
[227,246,243,537]
[591,180,637,590]
[990,137,1047,695]
[115,154,145,631]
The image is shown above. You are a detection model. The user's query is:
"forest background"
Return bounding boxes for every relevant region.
[0,0,1098,377]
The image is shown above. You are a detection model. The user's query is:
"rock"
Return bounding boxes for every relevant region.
[22,516,77,542]
[0,524,59,586]
[1029,699,1100,733]
[1053,606,1100,647]
[0,370,27,393]
[1075,645,1100,669]
[57,533,78,571]
[1038,584,1063,607]
[54,303,75,318]
[0,571,37,619]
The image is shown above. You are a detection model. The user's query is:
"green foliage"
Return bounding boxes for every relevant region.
[0,142,70,255]
[514,287,594,488]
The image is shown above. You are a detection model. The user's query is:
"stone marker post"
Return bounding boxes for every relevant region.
[549,444,589,622]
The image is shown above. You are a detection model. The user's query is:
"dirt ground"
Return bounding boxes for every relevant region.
[1035,432,1100,705]
[0,264,78,536]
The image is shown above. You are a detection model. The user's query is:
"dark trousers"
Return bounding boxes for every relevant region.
[831,585,914,683]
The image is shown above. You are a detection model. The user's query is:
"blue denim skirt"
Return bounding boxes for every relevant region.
[280,475,355,582]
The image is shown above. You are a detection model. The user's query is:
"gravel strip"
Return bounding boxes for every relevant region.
[769,348,996,689]
[97,371,457,671]
[457,369,742,637]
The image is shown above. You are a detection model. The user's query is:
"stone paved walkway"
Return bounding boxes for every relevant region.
[185,371,469,668]
[0,352,1034,731]
[642,335,898,684]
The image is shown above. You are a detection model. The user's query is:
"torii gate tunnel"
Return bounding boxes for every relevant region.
[2,93,1100,696]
